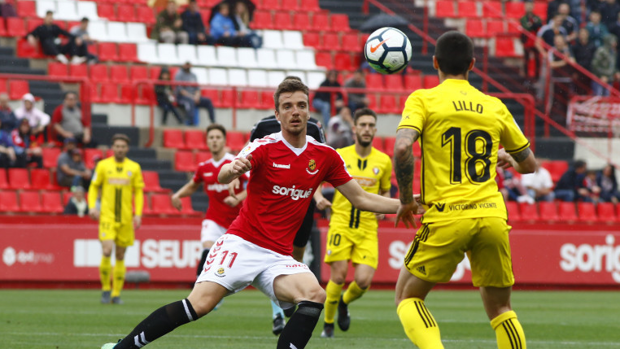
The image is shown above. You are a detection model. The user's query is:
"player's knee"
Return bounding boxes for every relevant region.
[356,278,371,290]
[303,286,326,304]
[330,273,346,284]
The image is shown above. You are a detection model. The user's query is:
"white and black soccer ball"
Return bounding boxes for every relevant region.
[364,27,413,74]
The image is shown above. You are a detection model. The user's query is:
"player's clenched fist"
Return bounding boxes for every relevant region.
[231,154,253,175]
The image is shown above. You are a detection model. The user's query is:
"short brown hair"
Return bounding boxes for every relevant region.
[111,133,130,146]
[206,123,226,138]
[354,108,377,124]
[273,79,309,111]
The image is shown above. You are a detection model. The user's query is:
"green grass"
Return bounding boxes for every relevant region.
[1,289,619,348]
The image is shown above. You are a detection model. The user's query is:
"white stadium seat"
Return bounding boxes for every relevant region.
[282,31,305,50]
[256,49,277,69]
[177,44,199,65]
[216,46,237,67]
[126,23,151,43]
[267,71,286,88]
[76,2,99,21]
[307,72,326,89]
[236,48,258,68]
[107,22,128,43]
[88,21,108,42]
[276,50,297,70]
[157,43,179,65]
[262,30,284,49]
[137,42,158,64]
[286,71,308,85]
[295,50,319,70]
[36,0,56,18]
[228,69,248,87]
[191,67,209,85]
[248,69,268,87]
[209,68,229,86]
[197,46,216,67]
[56,1,79,21]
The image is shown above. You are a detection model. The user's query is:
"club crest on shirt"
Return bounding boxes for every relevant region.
[307,159,318,175]
[127,171,132,176]
[373,167,380,175]
[215,267,226,277]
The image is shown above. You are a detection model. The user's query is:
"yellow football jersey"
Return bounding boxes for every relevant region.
[330,145,392,233]
[398,79,529,223]
[88,157,145,223]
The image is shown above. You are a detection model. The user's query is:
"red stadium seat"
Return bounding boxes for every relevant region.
[539,202,559,222]
[330,14,349,31]
[281,0,300,10]
[505,201,522,222]
[303,32,320,48]
[99,83,120,103]
[119,84,135,104]
[382,137,395,157]
[405,74,423,90]
[366,74,385,91]
[202,89,219,107]
[466,19,486,38]
[151,193,180,215]
[435,1,456,17]
[200,9,211,28]
[251,10,273,30]
[372,137,385,153]
[0,190,19,212]
[385,75,404,91]
[379,94,399,114]
[117,4,137,22]
[259,0,280,10]
[31,169,57,190]
[185,130,208,150]
[98,4,116,20]
[577,202,598,223]
[110,65,129,83]
[90,64,109,82]
[7,18,26,38]
[506,2,525,19]
[320,33,340,51]
[9,80,29,100]
[163,129,185,149]
[41,192,63,213]
[487,20,505,37]
[334,53,353,71]
[84,149,104,169]
[26,18,43,34]
[69,64,88,78]
[273,11,293,30]
[98,42,119,61]
[180,196,200,216]
[341,33,361,52]
[227,131,246,152]
[260,90,275,110]
[143,171,168,193]
[130,66,148,82]
[136,6,156,25]
[312,13,329,31]
[507,21,521,36]
[533,3,548,21]
[495,37,517,57]
[559,202,578,222]
[0,168,8,189]
[195,151,212,164]
[413,141,421,157]
[48,62,68,78]
[220,89,235,108]
[300,0,320,11]
[17,1,37,18]
[518,202,539,222]
[174,151,195,172]
[90,84,102,104]
[483,2,503,18]
[240,90,261,109]
[423,75,440,88]
[0,18,6,37]
[136,84,155,105]
[293,12,311,31]
[547,160,569,183]
[458,2,479,18]
[8,168,30,189]
[42,147,61,168]
[19,190,43,213]
[119,43,138,62]
[597,203,618,223]
[366,93,377,110]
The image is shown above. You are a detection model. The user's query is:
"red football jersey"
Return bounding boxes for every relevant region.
[227,132,352,255]
[193,153,247,229]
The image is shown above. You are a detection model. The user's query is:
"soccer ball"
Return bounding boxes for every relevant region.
[364,27,413,74]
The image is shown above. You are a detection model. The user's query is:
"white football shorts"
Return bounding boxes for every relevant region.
[196,234,313,309]
[200,219,227,244]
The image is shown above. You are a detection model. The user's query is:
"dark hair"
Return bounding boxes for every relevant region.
[273,78,309,111]
[206,123,227,138]
[574,160,587,169]
[46,10,53,16]
[65,91,78,99]
[354,69,364,75]
[111,133,131,146]
[590,10,601,16]
[81,17,89,23]
[435,31,474,76]
[158,68,170,80]
[354,108,377,124]
[283,75,302,82]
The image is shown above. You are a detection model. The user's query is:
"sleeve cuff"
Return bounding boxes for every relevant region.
[505,142,530,154]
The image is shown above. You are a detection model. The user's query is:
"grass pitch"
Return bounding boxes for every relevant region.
[1,289,619,348]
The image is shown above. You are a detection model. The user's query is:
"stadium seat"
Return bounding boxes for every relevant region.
[18,1,37,18]
[30,169,55,190]
[98,4,116,20]
[99,83,120,103]
[366,74,385,91]
[26,18,43,33]
[312,13,329,31]
[412,141,421,157]
[458,2,479,17]
[405,74,423,91]
[296,50,318,70]
[423,75,440,88]
[90,64,109,82]
[251,10,273,30]
[227,131,246,152]
[273,11,293,30]
[84,149,104,169]
[385,75,404,91]
[466,19,486,38]
[180,196,200,216]
[315,51,333,69]
[506,2,525,19]
[41,192,63,213]
[209,68,228,86]
[163,129,185,149]
[202,89,220,106]
[263,30,285,50]
[110,65,129,83]
[157,43,180,65]
[98,42,119,61]
[435,1,456,17]
[8,168,30,189]
[77,2,100,21]
[142,171,168,193]
[577,202,598,223]
[281,0,300,10]
[267,71,286,88]
[137,42,158,63]
[495,37,517,57]
[117,4,137,22]
[69,64,88,78]
[558,202,578,222]
[547,160,569,183]
[539,202,559,222]
[36,0,56,18]
[256,49,278,69]
[178,44,199,65]
[487,20,505,36]
[293,12,311,31]
[174,151,195,172]
[275,49,297,70]
[301,0,320,11]
[0,168,8,189]
[505,201,522,222]
[119,83,135,104]
[0,190,19,212]
[19,190,43,213]
[216,46,238,67]
[259,0,280,10]
[185,130,208,150]
[7,18,26,38]
[342,33,361,52]
[90,84,102,104]
[195,151,212,164]
[260,90,275,109]
[130,66,148,81]
[9,80,29,100]
[56,1,79,21]
[247,69,268,88]
[335,53,353,71]
[42,147,61,168]
[150,193,180,215]
[372,137,385,153]
[379,94,399,114]
[48,62,68,78]
[597,203,618,223]
[282,31,304,50]
[533,3,548,21]
[220,89,235,108]
[482,2,503,18]
[518,202,539,222]
[200,9,211,27]
[241,90,261,109]
[136,6,156,25]
[331,14,350,31]
[126,23,150,43]
[320,33,340,51]
[0,18,6,37]
[136,84,155,105]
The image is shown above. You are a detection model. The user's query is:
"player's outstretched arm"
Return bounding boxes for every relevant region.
[171,180,201,210]
[336,179,401,214]
[218,155,253,184]
[498,147,536,174]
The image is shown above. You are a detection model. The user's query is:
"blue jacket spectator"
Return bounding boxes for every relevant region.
[210,4,237,40]
[597,164,620,203]
[0,119,17,168]
[0,92,17,132]
[554,160,587,201]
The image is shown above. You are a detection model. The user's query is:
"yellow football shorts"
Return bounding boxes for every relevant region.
[404,217,514,288]
[324,226,378,269]
[99,219,135,247]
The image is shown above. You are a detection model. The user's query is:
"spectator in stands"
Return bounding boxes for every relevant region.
[586,11,609,47]
[181,0,213,45]
[521,1,543,80]
[344,70,369,114]
[597,164,620,203]
[0,0,17,18]
[57,141,91,189]
[11,118,43,168]
[554,159,587,201]
[548,35,574,123]
[599,0,620,29]
[521,159,555,201]
[210,2,260,48]
[52,92,94,147]
[14,93,49,140]
[547,0,568,22]
[231,1,262,48]
[26,11,87,64]
[557,3,579,42]
[591,34,618,96]
[572,28,596,95]
[0,93,17,132]
[156,69,185,125]
[313,70,344,126]
[579,170,602,202]
[69,18,98,64]
[153,1,189,44]
[609,12,620,44]
[175,61,215,125]
[536,13,568,56]
[326,106,354,149]
[0,117,17,168]
[500,168,535,204]
[63,186,89,217]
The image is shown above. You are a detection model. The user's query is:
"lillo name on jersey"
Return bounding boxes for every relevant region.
[452,100,483,114]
